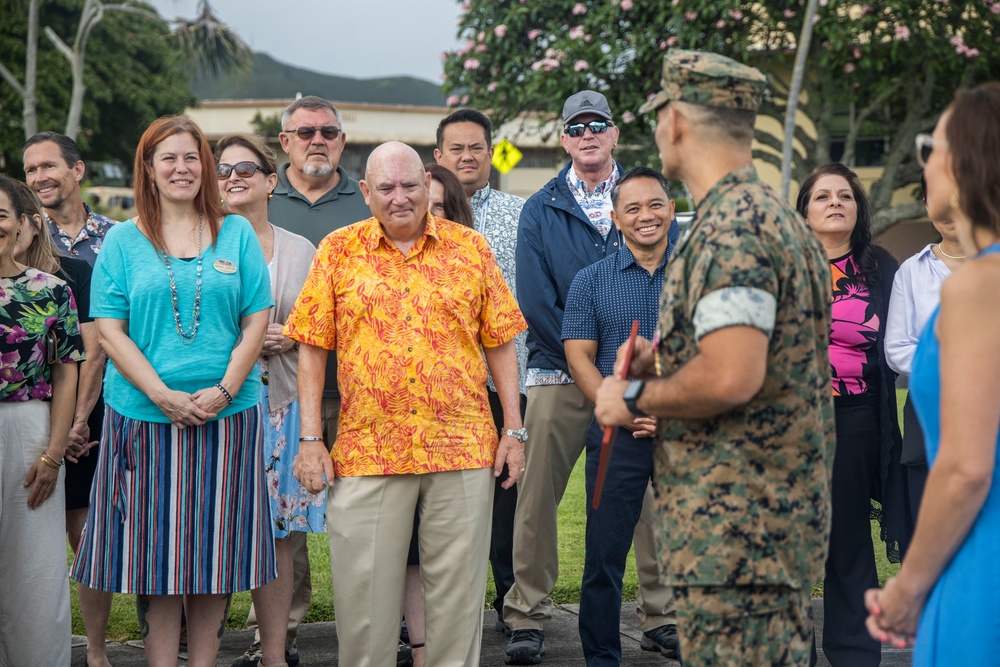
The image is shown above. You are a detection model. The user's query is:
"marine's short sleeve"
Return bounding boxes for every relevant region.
[690,218,779,341]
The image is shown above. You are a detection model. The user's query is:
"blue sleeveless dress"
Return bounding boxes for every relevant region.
[908,243,1000,666]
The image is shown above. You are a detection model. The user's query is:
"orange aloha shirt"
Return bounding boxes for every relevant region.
[284,214,527,478]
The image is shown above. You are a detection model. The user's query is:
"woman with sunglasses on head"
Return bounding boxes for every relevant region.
[71,116,276,667]
[10,180,117,667]
[0,174,83,667]
[796,162,909,666]
[216,133,321,667]
[865,82,1000,666]
[885,176,966,533]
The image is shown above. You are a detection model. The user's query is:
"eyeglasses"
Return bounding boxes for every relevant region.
[915,133,946,168]
[283,125,343,141]
[564,121,614,138]
[217,161,269,180]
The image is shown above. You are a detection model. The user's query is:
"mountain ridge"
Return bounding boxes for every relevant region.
[190,52,447,106]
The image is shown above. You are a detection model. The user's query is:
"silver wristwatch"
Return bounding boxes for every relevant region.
[503,427,528,443]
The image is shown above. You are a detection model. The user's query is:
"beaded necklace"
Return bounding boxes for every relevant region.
[160,215,204,344]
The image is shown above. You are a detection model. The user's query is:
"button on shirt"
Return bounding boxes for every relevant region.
[561,242,674,376]
[46,203,117,266]
[284,215,527,478]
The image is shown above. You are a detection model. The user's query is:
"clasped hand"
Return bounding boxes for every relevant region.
[156,388,219,429]
[65,421,97,463]
[595,336,657,429]
[864,576,925,649]
[261,323,294,356]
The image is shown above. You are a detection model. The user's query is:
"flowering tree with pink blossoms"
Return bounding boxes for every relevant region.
[443,0,999,229]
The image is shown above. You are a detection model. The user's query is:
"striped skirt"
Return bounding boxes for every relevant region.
[71,406,277,595]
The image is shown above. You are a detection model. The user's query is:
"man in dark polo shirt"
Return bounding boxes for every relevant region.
[233,95,370,667]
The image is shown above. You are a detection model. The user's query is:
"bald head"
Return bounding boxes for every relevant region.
[365,141,423,181]
[360,142,432,249]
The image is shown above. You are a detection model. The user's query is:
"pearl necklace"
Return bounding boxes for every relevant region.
[937,243,966,260]
[160,215,204,344]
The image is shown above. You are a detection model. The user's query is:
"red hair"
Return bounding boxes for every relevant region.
[133,115,223,251]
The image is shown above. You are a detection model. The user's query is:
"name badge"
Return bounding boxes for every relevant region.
[214,259,237,274]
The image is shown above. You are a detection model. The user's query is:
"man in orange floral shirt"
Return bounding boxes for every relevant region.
[285,141,527,667]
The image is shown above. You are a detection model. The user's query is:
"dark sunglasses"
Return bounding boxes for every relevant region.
[217,161,269,180]
[914,133,945,168]
[564,121,614,138]
[284,125,343,141]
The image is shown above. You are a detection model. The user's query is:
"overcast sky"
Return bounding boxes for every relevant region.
[148,0,464,83]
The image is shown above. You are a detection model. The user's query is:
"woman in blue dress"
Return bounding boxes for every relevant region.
[865,82,1000,665]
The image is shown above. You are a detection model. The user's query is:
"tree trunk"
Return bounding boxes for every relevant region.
[0,0,40,137]
[869,67,935,213]
[24,0,39,137]
[64,0,105,140]
[780,0,820,200]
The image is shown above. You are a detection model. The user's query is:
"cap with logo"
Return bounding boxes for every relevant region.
[638,49,767,115]
[563,90,614,124]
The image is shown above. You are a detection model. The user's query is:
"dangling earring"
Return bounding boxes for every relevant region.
[950,191,960,210]
[267,191,273,201]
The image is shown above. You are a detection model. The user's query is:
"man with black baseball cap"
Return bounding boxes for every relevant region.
[503,90,679,665]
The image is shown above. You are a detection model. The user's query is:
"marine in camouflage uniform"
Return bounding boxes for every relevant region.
[594,49,836,666]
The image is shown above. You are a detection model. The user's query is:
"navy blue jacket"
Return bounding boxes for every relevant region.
[515,161,680,374]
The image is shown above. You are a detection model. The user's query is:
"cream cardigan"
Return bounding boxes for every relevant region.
[264,224,316,410]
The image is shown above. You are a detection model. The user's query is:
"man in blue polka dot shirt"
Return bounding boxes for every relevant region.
[561,166,681,665]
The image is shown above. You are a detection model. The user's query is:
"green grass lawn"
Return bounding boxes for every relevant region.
[73,391,910,638]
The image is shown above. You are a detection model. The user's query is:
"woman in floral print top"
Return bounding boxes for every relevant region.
[0,174,84,666]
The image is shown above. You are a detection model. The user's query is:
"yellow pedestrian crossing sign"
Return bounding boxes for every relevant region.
[492,138,523,175]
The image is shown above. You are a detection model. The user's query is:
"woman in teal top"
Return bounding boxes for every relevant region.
[865,83,1000,665]
[72,116,276,667]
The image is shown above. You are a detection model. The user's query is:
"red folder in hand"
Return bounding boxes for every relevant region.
[592,319,640,510]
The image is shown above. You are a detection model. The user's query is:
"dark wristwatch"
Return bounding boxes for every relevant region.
[623,380,647,417]
[503,427,528,443]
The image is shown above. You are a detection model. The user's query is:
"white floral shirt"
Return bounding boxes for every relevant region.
[471,184,528,394]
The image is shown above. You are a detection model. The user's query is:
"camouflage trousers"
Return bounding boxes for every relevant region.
[673,584,815,667]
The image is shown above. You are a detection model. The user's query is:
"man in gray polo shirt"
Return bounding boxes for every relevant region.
[233,95,370,667]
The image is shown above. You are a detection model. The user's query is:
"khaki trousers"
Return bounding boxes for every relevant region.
[635,484,677,630]
[328,469,494,667]
[246,396,340,645]
[504,384,675,630]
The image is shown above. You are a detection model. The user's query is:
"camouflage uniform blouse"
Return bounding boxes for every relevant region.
[652,164,836,588]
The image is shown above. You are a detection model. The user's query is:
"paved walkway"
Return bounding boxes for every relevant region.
[71,600,912,666]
